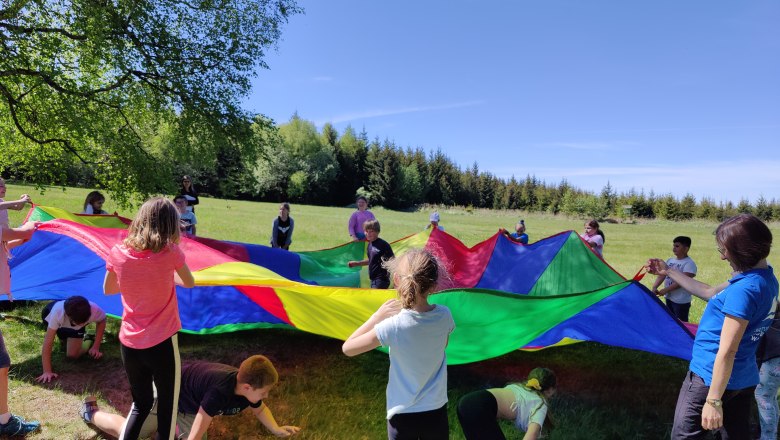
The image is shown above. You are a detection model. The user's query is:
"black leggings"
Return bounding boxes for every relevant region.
[119,335,181,440]
[387,404,448,440]
[457,389,506,440]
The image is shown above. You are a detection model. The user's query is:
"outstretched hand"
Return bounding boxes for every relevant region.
[88,346,103,359]
[645,258,668,276]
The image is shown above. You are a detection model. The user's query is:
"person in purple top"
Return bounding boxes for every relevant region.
[348,196,376,241]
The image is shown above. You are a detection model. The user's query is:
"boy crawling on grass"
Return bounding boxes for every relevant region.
[82,355,300,439]
[37,296,107,383]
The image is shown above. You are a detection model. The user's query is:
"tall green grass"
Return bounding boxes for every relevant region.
[3,183,777,439]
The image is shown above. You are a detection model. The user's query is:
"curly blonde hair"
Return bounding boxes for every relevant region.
[124,197,181,252]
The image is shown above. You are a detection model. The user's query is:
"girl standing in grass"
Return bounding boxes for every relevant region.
[104,197,195,440]
[343,249,454,440]
[457,367,557,440]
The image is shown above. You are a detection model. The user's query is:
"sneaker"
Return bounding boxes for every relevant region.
[80,396,98,424]
[0,414,41,436]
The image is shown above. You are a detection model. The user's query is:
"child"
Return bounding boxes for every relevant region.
[426,211,444,231]
[457,367,557,440]
[173,195,197,236]
[347,220,395,289]
[510,219,529,244]
[580,219,605,257]
[651,236,697,322]
[0,179,32,228]
[36,295,107,383]
[270,203,294,250]
[0,221,40,436]
[343,248,455,440]
[104,197,195,440]
[82,355,301,439]
[82,191,108,215]
[347,196,375,241]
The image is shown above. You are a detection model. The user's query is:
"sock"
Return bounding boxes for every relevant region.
[0,412,11,424]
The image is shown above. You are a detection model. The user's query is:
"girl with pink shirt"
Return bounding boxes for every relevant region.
[580,219,605,257]
[104,197,195,440]
[348,196,376,241]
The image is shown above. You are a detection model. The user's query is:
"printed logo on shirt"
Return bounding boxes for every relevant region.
[277,226,290,234]
[218,407,243,416]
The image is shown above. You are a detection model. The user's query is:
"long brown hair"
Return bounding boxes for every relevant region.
[716,214,772,272]
[124,197,181,252]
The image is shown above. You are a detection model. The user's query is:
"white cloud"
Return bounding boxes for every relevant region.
[313,100,485,126]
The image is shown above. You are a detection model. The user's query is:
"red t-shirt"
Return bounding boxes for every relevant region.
[106,243,185,349]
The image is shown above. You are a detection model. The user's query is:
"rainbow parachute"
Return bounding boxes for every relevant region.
[8,206,694,364]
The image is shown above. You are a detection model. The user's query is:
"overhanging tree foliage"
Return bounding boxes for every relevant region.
[0,0,300,205]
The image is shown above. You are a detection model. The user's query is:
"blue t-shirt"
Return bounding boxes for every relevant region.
[690,266,778,389]
[510,232,529,244]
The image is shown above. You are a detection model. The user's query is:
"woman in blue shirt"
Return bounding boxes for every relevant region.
[647,214,777,439]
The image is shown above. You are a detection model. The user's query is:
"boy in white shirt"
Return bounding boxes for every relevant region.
[651,236,697,322]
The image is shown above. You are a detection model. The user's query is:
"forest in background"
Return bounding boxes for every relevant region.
[6,112,780,221]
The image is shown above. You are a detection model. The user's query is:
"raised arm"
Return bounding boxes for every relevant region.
[646,259,728,300]
[342,299,401,357]
[0,194,31,211]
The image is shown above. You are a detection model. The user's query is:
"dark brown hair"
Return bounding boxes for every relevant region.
[64,296,91,325]
[715,214,772,272]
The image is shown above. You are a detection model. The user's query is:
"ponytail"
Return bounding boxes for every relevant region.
[384,248,441,309]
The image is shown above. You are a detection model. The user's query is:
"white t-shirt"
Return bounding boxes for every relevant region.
[505,384,548,433]
[664,256,697,304]
[44,299,106,330]
[375,305,455,418]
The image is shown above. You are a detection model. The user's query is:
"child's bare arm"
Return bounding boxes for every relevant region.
[347,259,368,268]
[252,402,301,437]
[37,328,59,383]
[343,299,401,356]
[185,408,212,440]
[0,195,31,211]
[175,263,195,288]
[103,271,120,294]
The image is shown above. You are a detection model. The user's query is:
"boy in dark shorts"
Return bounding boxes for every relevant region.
[82,355,300,439]
[37,295,107,383]
[347,219,395,289]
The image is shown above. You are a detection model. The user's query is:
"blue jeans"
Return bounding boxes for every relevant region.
[755,357,780,440]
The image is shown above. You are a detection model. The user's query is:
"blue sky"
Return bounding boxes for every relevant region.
[245,1,780,204]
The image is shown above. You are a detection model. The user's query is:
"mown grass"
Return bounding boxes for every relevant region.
[3,183,778,439]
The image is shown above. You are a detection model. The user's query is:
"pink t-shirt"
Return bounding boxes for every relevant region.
[106,243,185,349]
[580,233,604,257]
[348,210,376,238]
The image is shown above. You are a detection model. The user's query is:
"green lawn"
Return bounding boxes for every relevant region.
[3,183,778,439]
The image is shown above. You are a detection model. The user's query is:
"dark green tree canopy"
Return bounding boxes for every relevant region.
[0,0,300,204]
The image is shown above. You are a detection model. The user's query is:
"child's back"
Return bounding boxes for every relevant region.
[375,304,453,417]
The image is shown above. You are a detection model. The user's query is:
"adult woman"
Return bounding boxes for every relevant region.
[646,214,777,439]
[347,196,375,241]
[178,176,199,213]
[457,367,556,440]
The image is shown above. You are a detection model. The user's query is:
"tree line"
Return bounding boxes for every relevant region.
[15,112,780,222]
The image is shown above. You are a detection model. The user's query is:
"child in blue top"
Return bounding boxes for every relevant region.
[647,214,777,439]
[343,248,454,440]
[509,219,529,244]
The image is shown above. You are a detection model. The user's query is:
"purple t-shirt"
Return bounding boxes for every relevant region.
[348,210,376,238]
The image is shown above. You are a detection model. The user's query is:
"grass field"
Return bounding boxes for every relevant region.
[2,183,778,439]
